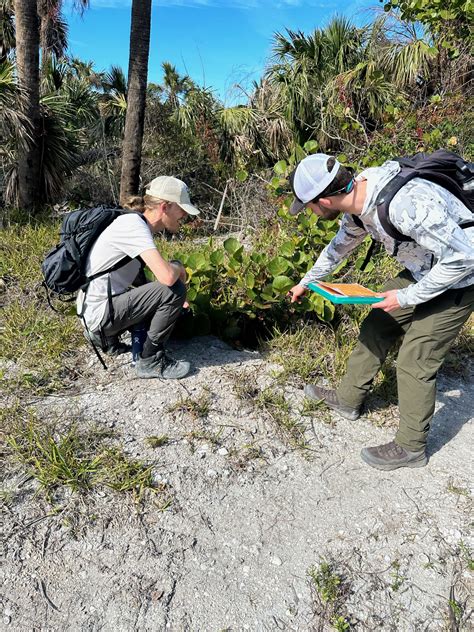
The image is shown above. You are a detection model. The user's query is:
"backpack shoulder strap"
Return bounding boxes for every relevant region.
[82,211,148,285]
[375,168,419,242]
[352,214,365,230]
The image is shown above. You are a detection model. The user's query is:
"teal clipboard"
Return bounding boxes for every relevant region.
[308,282,384,305]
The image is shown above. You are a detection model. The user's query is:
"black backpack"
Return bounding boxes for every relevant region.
[42,206,131,296]
[355,149,474,268]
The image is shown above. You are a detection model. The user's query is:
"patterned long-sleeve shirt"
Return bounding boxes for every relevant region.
[299,161,474,308]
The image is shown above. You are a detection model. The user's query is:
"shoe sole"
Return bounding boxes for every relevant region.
[330,409,360,421]
[360,450,428,470]
[136,372,189,380]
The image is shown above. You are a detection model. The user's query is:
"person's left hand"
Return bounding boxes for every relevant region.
[372,289,400,313]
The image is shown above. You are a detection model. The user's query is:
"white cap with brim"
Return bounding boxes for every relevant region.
[289,154,340,215]
[145,176,200,216]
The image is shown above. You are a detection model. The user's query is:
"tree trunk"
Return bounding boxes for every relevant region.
[14,0,41,210]
[119,0,152,205]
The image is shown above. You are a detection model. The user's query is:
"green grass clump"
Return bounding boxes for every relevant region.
[308,561,352,631]
[256,386,310,451]
[145,435,170,448]
[0,220,85,394]
[0,299,83,370]
[266,318,359,387]
[186,428,223,450]
[0,222,60,291]
[3,406,164,504]
[168,389,211,419]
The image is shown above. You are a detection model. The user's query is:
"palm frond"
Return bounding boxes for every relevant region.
[381,38,436,88]
[102,65,127,97]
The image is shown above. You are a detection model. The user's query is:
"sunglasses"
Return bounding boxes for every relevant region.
[310,177,355,204]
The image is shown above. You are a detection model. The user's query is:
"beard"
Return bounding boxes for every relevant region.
[319,207,340,221]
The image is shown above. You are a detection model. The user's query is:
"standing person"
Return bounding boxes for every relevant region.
[77,176,200,380]
[287,153,474,470]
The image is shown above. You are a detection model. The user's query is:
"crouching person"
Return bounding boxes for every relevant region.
[77,176,200,379]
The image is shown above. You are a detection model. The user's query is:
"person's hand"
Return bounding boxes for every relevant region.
[372,289,400,313]
[287,284,307,303]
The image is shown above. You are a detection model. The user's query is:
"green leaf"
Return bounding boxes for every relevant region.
[261,284,276,301]
[187,253,208,271]
[293,145,306,163]
[236,169,248,182]
[355,255,374,272]
[268,256,290,276]
[194,293,211,310]
[251,252,264,264]
[280,240,295,257]
[439,9,453,19]
[273,160,287,175]
[210,250,225,266]
[303,140,319,153]
[229,246,244,264]
[272,275,293,293]
[246,272,255,289]
[224,237,241,255]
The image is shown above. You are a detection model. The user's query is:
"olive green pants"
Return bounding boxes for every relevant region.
[337,270,474,451]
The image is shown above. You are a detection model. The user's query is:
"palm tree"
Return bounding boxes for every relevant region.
[37,0,89,60]
[161,61,193,110]
[37,0,67,61]
[217,80,292,168]
[0,0,14,63]
[13,0,41,210]
[99,65,127,138]
[119,0,152,205]
[267,17,368,145]
[0,59,30,203]
[10,0,91,209]
[265,14,445,151]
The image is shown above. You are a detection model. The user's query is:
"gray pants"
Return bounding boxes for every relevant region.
[337,270,474,451]
[100,280,186,349]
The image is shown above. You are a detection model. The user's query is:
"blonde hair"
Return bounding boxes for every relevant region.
[121,194,168,214]
[121,195,145,213]
[144,194,166,209]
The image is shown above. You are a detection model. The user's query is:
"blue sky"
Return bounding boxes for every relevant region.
[67,0,377,105]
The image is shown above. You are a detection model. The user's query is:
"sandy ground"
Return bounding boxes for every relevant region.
[1,336,473,631]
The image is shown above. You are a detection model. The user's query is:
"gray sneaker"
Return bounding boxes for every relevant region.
[136,352,190,380]
[361,440,427,471]
[304,384,360,421]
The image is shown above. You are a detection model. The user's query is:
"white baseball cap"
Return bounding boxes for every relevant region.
[145,176,200,216]
[289,154,340,215]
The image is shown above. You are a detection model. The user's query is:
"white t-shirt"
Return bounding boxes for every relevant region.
[77,213,156,331]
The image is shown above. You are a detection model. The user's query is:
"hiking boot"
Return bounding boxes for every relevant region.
[136,352,190,380]
[304,384,360,421]
[83,330,130,356]
[360,440,427,471]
